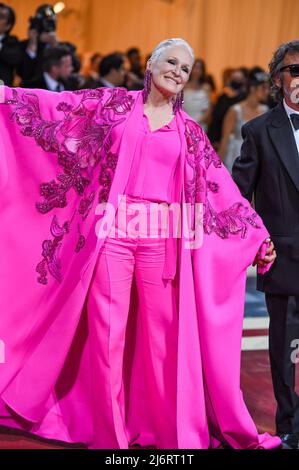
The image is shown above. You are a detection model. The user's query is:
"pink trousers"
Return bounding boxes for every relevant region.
[86,195,179,448]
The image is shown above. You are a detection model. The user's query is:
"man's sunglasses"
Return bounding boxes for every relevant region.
[279,64,299,77]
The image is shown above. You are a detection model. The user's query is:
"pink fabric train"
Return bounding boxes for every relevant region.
[0,85,280,449]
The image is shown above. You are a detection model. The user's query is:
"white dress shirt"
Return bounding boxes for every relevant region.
[283,99,299,154]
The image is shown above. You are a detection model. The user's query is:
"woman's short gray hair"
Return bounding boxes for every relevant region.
[148,38,195,66]
[269,40,299,101]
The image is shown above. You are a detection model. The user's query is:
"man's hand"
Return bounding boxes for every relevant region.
[27,29,38,54]
[39,31,59,47]
[252,238,276,268]
[28,28,39,44]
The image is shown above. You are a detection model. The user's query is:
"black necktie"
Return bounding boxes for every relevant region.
[290,113,299,130]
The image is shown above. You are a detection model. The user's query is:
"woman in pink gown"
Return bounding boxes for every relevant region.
[0,38,280,449]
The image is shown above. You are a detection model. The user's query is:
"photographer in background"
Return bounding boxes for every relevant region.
[17,4,80,87]
[0,2,21,86]
[17,4,58,82]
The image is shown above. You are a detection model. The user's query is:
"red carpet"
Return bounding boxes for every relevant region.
[1,347,293,449]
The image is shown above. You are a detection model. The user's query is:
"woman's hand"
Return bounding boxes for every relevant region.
[252,238,276,268]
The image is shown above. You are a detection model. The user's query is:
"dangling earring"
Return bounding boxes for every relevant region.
[142,69,152,103]
[172,90,184,114]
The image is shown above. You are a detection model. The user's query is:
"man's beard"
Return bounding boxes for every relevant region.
[282,77,299,104]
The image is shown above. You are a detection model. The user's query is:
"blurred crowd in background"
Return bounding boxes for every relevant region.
[0,2,276,171]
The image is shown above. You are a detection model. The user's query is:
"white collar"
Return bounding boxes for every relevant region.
[283,98,299,117]
[43,72,64,91]
[100,77,115,88]
[0,34,5,42]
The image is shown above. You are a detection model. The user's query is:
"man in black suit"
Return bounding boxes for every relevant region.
[98,52,126,88]
[21,46,74,91]
[232,40,299,449]
[17,4,59,83]
[0,3,21,86]
[17,4,81,88]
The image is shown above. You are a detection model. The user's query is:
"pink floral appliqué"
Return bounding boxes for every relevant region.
[5,87,135,284]
[184,119,261,239]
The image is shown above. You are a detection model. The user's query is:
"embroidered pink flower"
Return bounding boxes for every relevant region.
[104,88,135,114]
[207,181,219,193]
[4,87,134,283]
[204,201,260,239]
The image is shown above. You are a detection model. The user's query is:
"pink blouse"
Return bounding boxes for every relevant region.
[125,112,180,203]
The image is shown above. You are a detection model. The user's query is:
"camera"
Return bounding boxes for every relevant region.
[29,4,57,34]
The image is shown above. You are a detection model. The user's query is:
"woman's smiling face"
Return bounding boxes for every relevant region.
[148,45,193,97]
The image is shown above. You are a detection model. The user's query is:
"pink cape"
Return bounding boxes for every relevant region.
[0,86,280,449]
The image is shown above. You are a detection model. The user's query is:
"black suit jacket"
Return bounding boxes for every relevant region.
[82,78,112,89]
[0,34,21,86]
[21,74,49,90]
[17,40,47,83]
[232,102,299,295]
[21,74,78,91]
